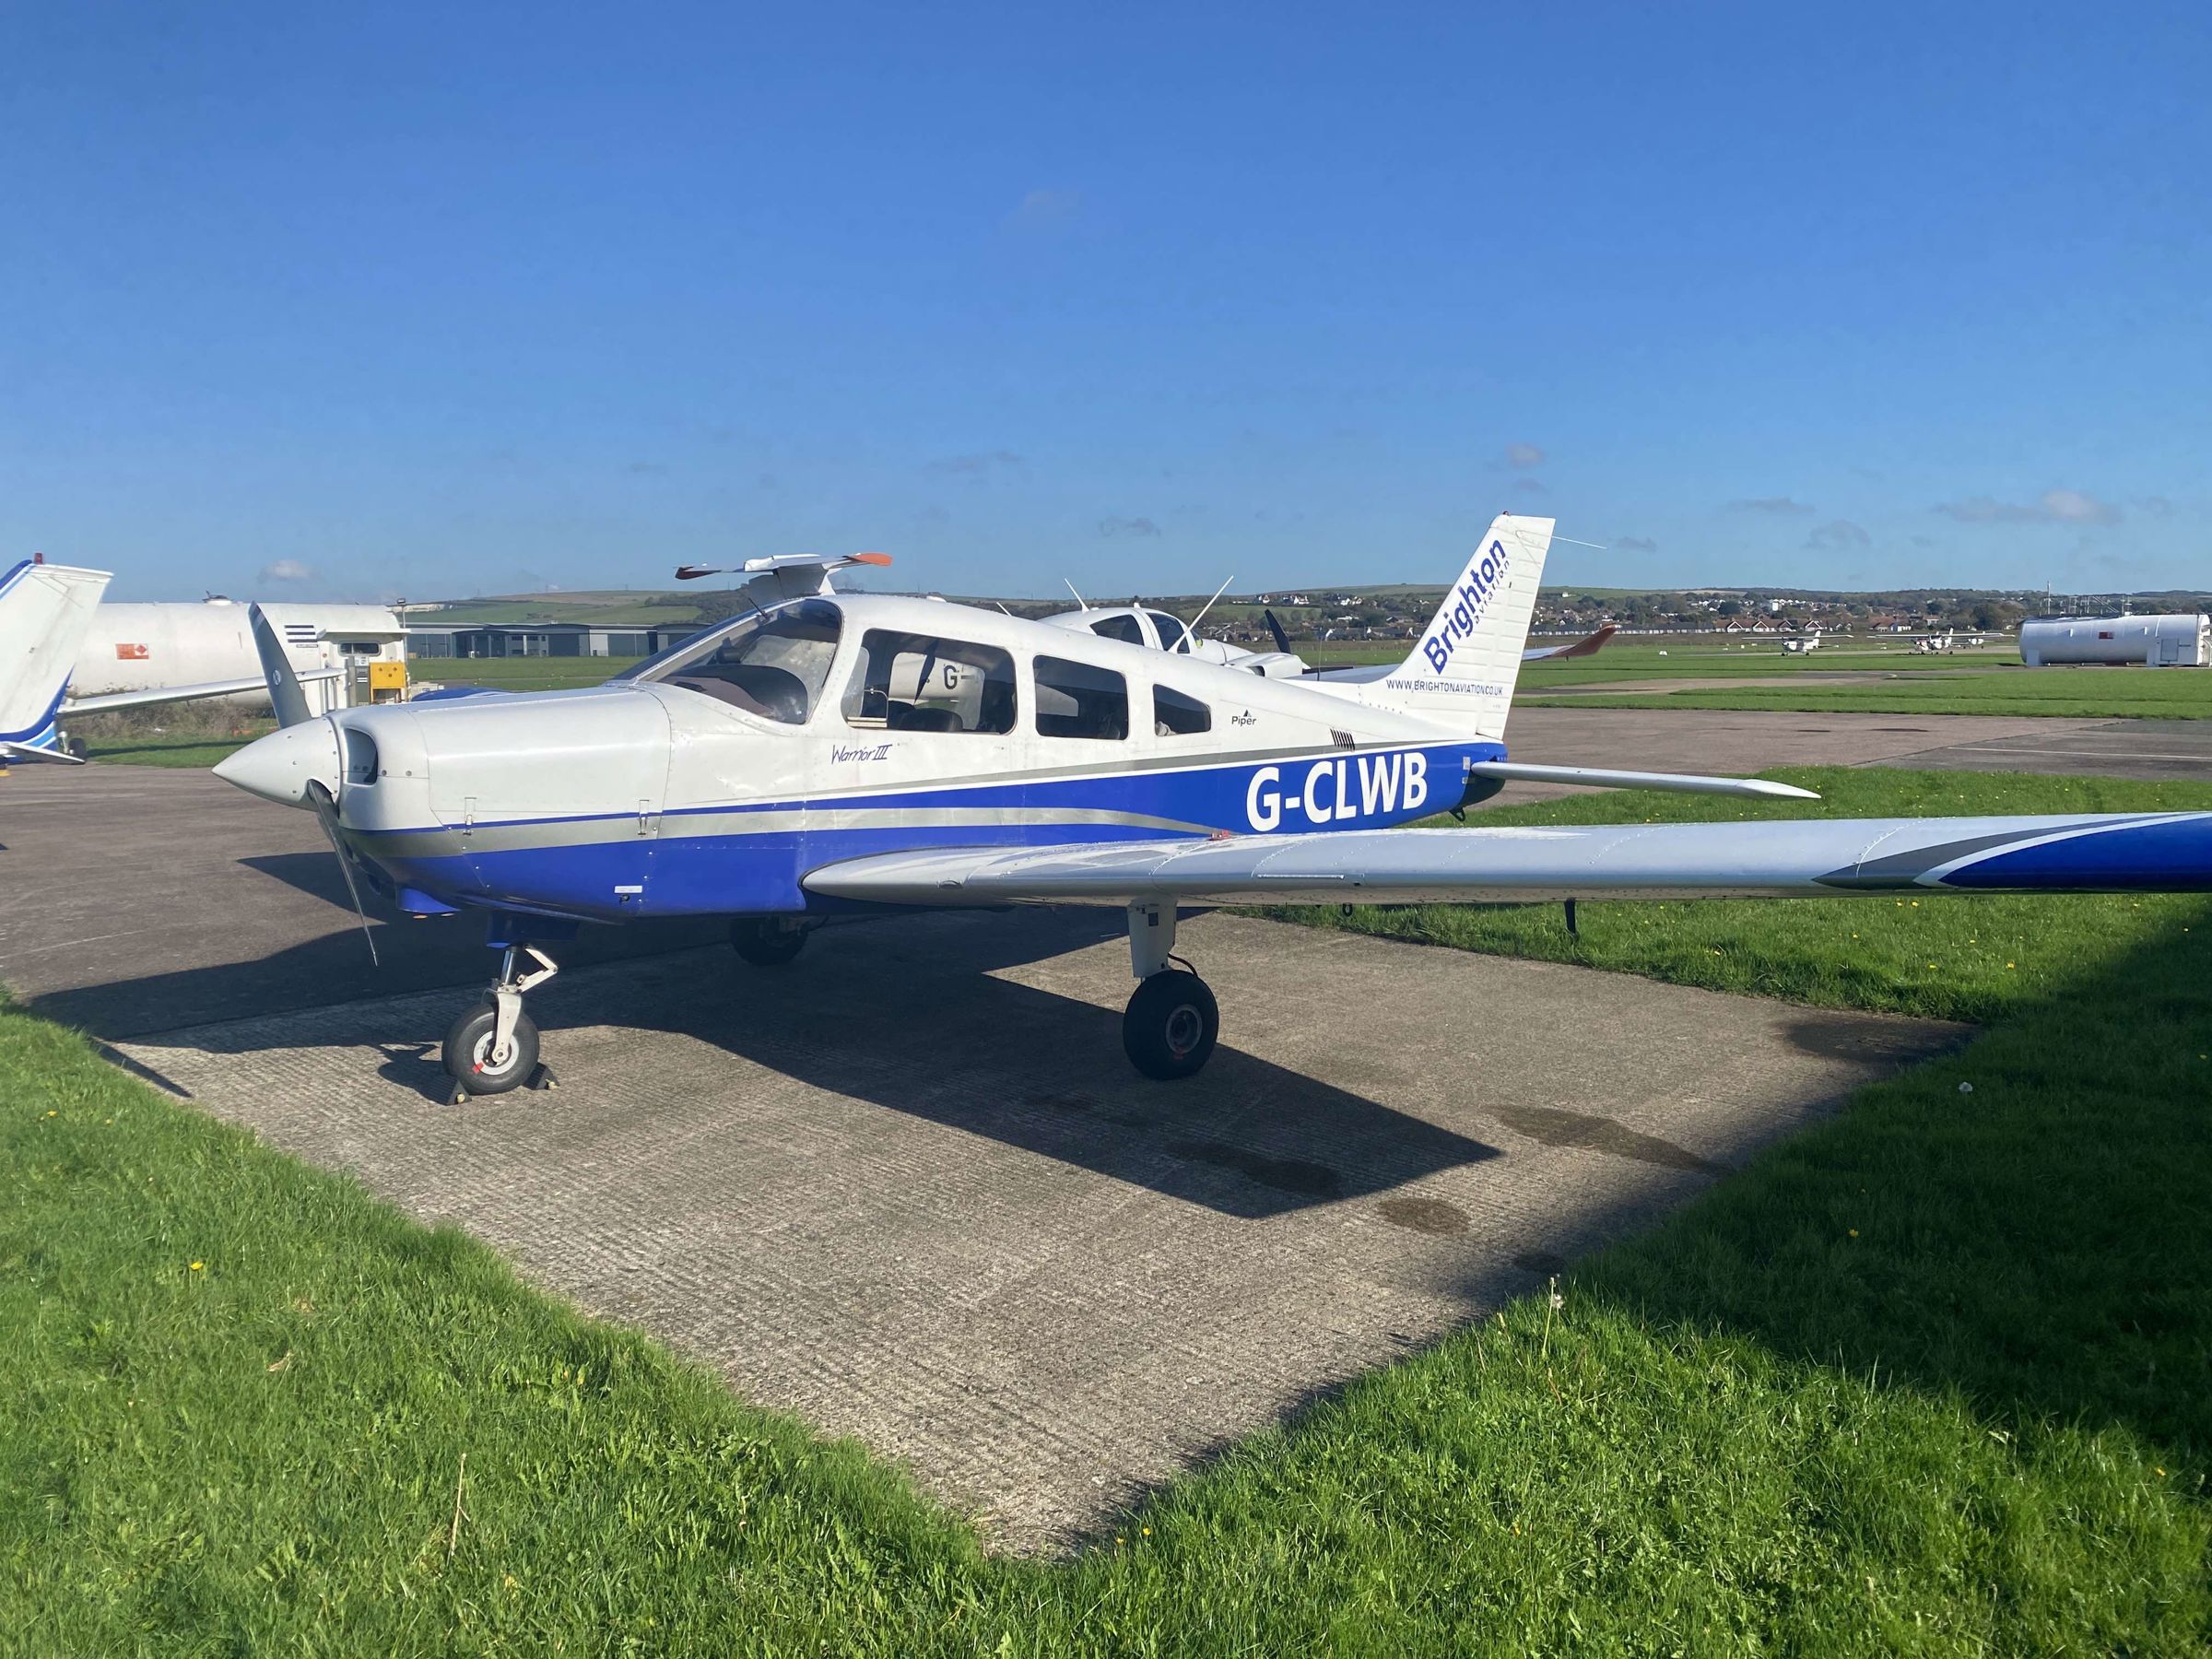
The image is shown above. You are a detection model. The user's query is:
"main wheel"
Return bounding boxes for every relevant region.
[1122,970,1219,1080]
[442,1002,540,1095]
[731,917,806,967]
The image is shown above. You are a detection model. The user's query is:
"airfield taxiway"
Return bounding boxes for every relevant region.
[4,705,2202,1548]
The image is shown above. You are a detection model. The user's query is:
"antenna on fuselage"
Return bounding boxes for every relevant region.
[1189,574,1235,637]
[1064,577,1088,610]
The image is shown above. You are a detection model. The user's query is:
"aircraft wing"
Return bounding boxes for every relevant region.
[63,668,340,716]
[1522,623,1617,663]
[804,812,2212,907]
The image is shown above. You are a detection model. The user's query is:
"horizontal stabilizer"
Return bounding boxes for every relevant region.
[0,737,88,765]
[1465,761,1818,801]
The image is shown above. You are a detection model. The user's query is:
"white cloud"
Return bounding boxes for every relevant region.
[1098,515,1161,538]
[1613,535,1658,552]
[1503,441,1546,469]
[1727,496,1815,515]
[1805,520,1870,552]
[259,559,313,582]
[1935,488,2122,526]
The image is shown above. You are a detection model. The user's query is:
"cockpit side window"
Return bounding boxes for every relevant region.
[841,629,1018,734]
[1144,609,1194,653]
[624,598,841,725]
[1088,614,1147,646]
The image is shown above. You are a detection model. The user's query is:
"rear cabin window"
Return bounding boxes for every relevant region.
[1088,614,1146,646]
[1144,609,1194,653]
[1153,685,1211,736]
[1035,655,1129,740]
[841,629,1017,734]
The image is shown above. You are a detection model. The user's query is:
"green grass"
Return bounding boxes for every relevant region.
[75,722,276,769]
[6,769,2212,1651]
[1300,638,2020,682]
[1526,666,2212,719]
[415,655,644,692]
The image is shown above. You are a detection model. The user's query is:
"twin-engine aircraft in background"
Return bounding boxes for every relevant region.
[1041,594,1616,682]
[215,515,2212,1095]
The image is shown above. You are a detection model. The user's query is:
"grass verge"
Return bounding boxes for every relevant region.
[6,767,2210,1652]
[1522,667,2212,719]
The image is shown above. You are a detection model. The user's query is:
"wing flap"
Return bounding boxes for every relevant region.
[804,812,2212,907]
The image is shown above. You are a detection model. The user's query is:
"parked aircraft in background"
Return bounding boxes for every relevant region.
[1047,600,1615,682]
[68,594,406,706]
[0,555,392,763]
[1782,629,1822,654]
[215,518,2212,1096]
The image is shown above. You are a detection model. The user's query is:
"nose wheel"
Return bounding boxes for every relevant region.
[1122,900,1219,1079]
[444,944,559,1099]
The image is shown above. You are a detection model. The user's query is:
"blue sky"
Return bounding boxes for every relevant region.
[3,2,2206,601]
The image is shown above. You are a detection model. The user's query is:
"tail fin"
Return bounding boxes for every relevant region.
[1354,513,1553,738]
[0,559,111,756]
[249,603,315,727]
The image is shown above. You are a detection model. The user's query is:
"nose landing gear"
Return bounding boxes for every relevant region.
[1121,901,1219,1079]
[444,943,560,1100]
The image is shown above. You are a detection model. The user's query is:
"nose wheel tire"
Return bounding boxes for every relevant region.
[1122,969,1219,1079]
[731,917,807,967]
[442,1002,540,1095]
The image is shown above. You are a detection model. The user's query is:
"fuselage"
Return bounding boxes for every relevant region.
[246,591,1502,924]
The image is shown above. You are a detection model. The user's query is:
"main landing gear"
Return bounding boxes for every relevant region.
[730,914,810,967]
[443,943,560,1100]
[1122,901,1219,1079]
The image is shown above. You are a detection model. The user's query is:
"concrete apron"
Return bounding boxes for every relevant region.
[115,909,1964,1555]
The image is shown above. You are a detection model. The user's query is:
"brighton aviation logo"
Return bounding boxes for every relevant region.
[1419,538,1512,674]
[1246,751,1428,831]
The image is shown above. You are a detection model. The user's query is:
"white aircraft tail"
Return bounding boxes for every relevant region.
[1348,513,1554,739]
[249,603,316,727]
[0,558,111,758]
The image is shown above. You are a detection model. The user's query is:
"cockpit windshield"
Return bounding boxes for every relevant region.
[614,598,842,725]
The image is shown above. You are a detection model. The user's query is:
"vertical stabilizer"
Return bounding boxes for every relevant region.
[249,603,316,727]
[0,559,111,756]
[1338,513,1553,739]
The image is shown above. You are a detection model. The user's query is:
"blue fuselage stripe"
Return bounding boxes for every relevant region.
[352,741,1502,920]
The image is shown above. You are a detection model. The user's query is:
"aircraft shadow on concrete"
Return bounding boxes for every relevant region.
[89,902,1501,1221]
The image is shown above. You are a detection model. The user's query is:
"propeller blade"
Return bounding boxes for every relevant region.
[1264,607,1292,656]
[307,781,379,967]
[675,565,727,582]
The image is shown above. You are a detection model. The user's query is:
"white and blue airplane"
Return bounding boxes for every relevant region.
[214,514,2212,1095]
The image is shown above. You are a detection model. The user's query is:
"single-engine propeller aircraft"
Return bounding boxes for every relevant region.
[215,515,2212,1095]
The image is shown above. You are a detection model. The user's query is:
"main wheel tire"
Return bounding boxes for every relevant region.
[731,917,806,967]
[1122,970,1219,1080]
[442,1002,540,1095]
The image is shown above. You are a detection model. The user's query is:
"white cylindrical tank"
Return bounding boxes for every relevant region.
[71,598,407,706]
[2019,613,2208,667]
